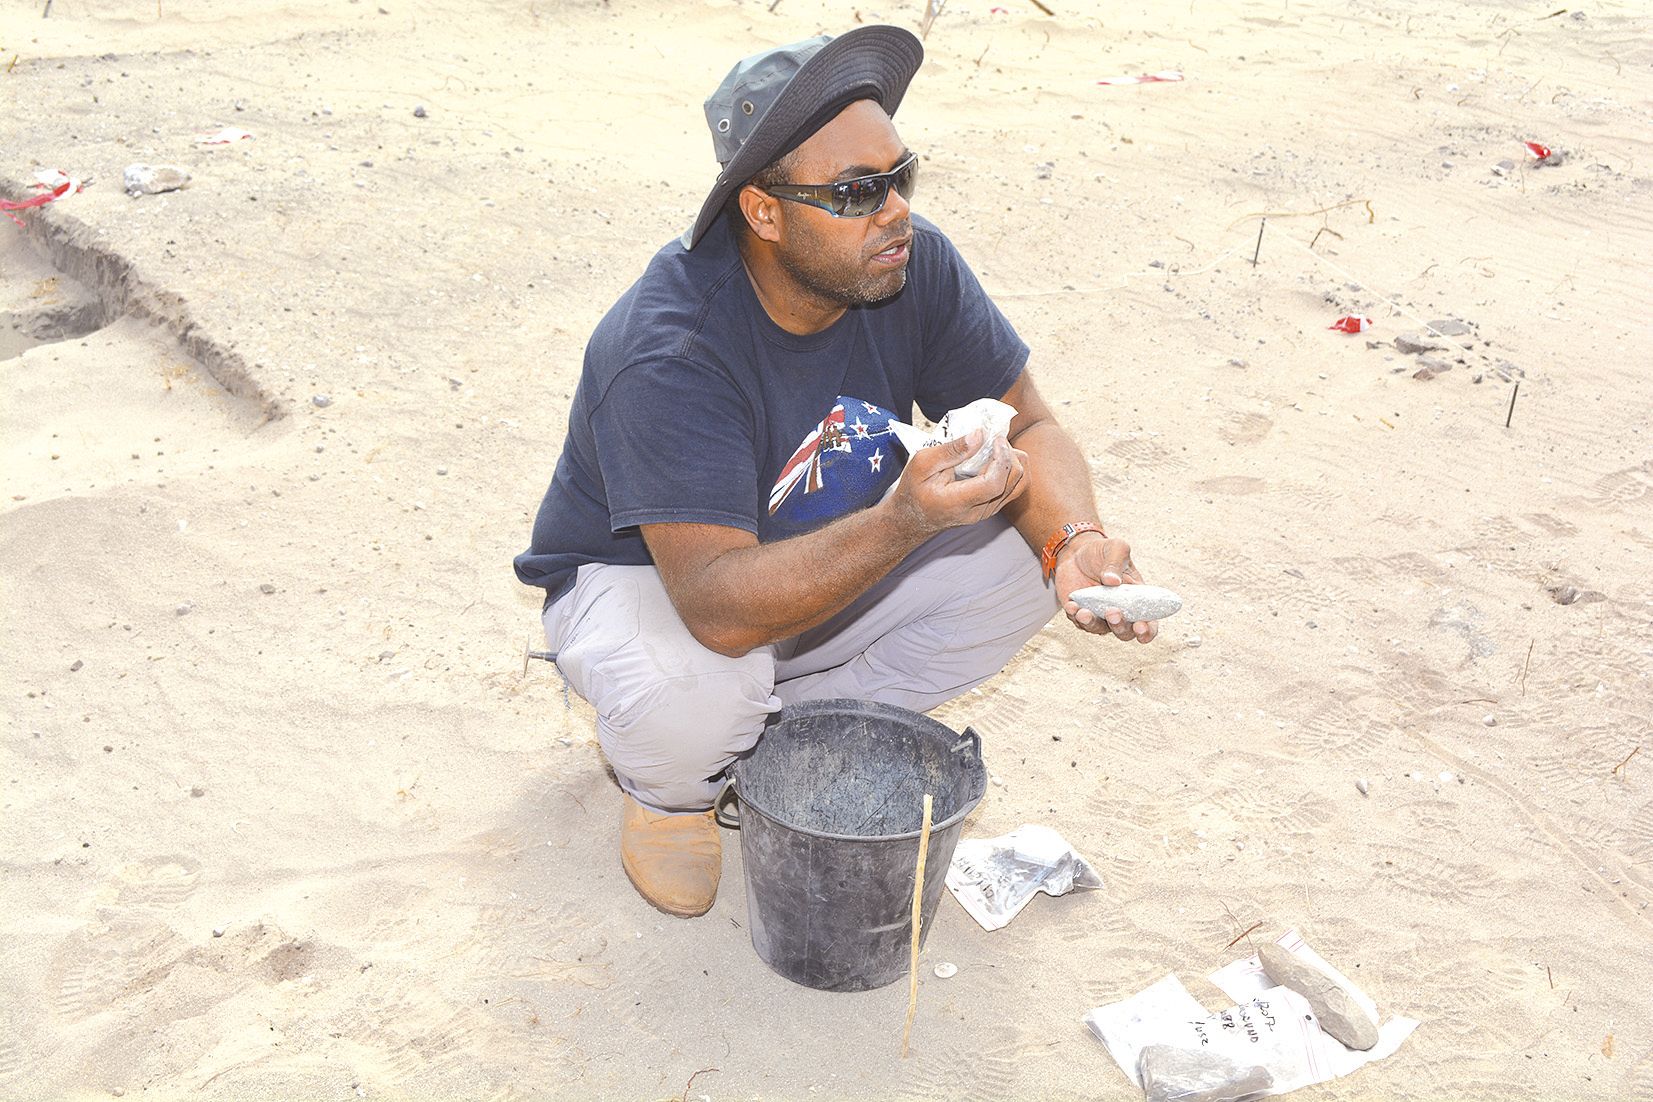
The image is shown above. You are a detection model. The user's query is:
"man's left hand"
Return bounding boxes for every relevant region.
[1055,534,1158,644]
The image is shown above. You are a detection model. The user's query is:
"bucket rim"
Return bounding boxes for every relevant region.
[728,698,986,843]
[731,784,983,843]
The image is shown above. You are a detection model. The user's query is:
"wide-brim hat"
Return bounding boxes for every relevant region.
[681,25,924,250]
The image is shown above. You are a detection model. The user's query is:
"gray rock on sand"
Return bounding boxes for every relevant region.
[1426,318,1473,337]
[1139,1044,1274,1102]
[1070,583,1182,622]
[124,164,191,196]
[1394,332,1445,355]
[1257,942,1380,1051]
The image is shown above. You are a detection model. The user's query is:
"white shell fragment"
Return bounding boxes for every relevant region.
[933,962,958,979]
[1071,583,1183,622]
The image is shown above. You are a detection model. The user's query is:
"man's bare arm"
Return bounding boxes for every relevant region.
[643,429,1027,657]
[1000,367,1158,643]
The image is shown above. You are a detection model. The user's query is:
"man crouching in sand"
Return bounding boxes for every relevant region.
[516,25,1159,917]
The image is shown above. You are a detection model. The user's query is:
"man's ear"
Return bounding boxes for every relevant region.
[737,184,782,244]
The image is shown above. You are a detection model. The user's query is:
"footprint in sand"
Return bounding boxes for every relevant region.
[105,854,202,910]
[48,916,191,1022]
[1218,411,1274,446]
[0,1019,35,1089]
[901,1036,1051,1102]
[1194,474,1268,495]
[1105,436,1190,473]
[1588,459,1653,508]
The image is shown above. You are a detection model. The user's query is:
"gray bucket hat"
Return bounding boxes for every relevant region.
[681,25,924,250]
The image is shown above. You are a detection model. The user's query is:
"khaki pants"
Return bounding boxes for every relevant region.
[541,517,1056,812]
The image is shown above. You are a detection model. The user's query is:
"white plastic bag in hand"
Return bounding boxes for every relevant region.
[888,398,1017,480]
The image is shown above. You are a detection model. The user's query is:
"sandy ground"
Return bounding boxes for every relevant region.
[2,0,1651,1098]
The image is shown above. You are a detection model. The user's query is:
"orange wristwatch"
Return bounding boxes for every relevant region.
[1041,521,1105,581]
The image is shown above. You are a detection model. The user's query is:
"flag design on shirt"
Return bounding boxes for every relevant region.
[767,396,905,536]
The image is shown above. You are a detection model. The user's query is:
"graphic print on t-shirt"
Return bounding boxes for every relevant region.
[767,396,905,538]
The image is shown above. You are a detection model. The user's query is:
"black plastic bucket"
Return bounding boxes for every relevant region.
[725,698,986,992]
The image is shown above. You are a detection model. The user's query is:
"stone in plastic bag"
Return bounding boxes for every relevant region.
[1138,1045,1274,1102]
[945,824,1101,931]
[888,398,1017,481]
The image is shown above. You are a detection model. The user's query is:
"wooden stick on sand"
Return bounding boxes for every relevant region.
[901,793,934,1059]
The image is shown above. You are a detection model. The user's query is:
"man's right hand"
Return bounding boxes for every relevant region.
[886,429,1029,540]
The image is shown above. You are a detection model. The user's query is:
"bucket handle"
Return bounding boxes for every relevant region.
[712,779,741,829]
[953,725,983,759]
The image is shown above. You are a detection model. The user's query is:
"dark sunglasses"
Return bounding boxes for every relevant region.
[760,152,919,218]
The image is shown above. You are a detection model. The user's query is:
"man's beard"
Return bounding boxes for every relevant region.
[778,220,911,308]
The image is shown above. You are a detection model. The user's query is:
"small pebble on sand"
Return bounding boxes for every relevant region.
[933,962,958,978]
[414,104,428,118]
[1356,778,1369,796]
[176,603,191,616]
[312,394,333,408]
[1482,714,1497,727]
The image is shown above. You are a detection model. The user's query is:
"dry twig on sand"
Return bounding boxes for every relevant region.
[1227,198,1374,230]
[920,0,946,40]
[902,793,934,1058]
[681,1067,719,1102]
[1612,746,1640,777]
[1225,921,1264,950]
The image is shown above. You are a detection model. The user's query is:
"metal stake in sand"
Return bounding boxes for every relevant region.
[1251,218,1267,267]
[901,793,934,1059]
[1504,382,1520,429]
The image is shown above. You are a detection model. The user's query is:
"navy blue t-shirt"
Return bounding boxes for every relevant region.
[513,213,1029,599]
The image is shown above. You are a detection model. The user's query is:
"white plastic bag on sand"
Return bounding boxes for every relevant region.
[124,164,191,196]
[1084,930,1418,1099]
[196,126,253,144]
[888,398,1016,480]
[945,824,1101,931]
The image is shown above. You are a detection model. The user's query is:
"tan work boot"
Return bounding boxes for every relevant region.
[619,794,721,918]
